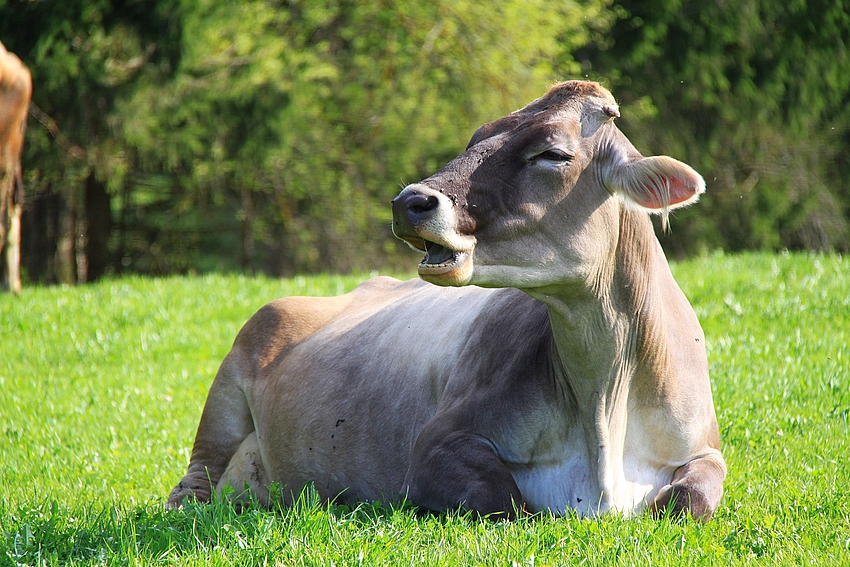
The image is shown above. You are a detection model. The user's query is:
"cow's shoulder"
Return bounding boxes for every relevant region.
[464,287,551,354]
[423,289,560,459]
[446,288,554,399]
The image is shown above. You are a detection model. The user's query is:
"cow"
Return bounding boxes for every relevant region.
[168,81,726,521]
[0,41,31,295]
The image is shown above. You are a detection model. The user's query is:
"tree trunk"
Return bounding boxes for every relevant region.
[56,194,78,285]
[84,172,112,282]
[22,184,61,284]
[238,185,256,273]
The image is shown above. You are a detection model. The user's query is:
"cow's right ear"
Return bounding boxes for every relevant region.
[604,154,705,226]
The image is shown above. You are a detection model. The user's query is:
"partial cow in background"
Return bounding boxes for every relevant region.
[169,81,726,521]
[0,41,31,295]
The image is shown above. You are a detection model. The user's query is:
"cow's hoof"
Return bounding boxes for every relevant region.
[165,480,212,509]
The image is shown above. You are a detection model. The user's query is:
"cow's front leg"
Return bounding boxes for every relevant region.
[403,430,524,519]
[651,452,726,522]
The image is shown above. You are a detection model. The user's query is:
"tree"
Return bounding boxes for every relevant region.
[4,0,613,280]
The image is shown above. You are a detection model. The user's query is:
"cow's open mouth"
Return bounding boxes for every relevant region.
[397,234,474,283]
[422,241,455,266]
[418,240,469,274]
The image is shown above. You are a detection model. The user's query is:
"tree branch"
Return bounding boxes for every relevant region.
[28,102,86,159]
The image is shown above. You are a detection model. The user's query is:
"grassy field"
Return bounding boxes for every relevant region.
[1,253,848,566]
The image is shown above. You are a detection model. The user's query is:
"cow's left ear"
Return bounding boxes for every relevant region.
[605,155,705,224]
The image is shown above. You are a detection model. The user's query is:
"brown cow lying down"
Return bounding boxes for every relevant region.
[168,81,726,521]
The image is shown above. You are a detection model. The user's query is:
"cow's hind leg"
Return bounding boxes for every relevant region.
[651,453,726,522]
[216,432,271,506]
[167,353,254,508]
[403,430,525,519]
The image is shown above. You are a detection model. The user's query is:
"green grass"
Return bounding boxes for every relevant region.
[1,253,848,566]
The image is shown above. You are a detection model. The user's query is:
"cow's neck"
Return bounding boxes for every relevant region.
[534,209,665,399]
[533,208,672,511]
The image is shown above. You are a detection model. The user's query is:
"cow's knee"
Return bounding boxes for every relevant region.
[404,431,524,519]
[651,453,726,522]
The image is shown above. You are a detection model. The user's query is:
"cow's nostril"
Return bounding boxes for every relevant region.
[405,193,439,215]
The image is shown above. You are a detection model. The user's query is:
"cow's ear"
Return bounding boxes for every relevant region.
[605,155,705,226]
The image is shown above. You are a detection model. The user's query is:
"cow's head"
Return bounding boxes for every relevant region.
[392,81,704,289]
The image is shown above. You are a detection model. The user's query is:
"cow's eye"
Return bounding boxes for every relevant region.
[534,149,573,163]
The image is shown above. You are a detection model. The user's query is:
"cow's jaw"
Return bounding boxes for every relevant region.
[418,242,473,286]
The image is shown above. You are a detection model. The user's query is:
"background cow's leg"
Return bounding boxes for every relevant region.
[167,354,254,508]
[403,430,524,519]
[651,453,726,522]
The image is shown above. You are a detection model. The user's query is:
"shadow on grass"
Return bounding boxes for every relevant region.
[2,484,440,564]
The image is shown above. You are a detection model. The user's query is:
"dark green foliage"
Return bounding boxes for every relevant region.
[579,0,850,256]
[1,0,184,281]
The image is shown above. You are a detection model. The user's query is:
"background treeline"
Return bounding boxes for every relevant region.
[1,0,848,283]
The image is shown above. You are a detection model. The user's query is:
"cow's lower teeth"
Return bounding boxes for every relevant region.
[423,241,455,265]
